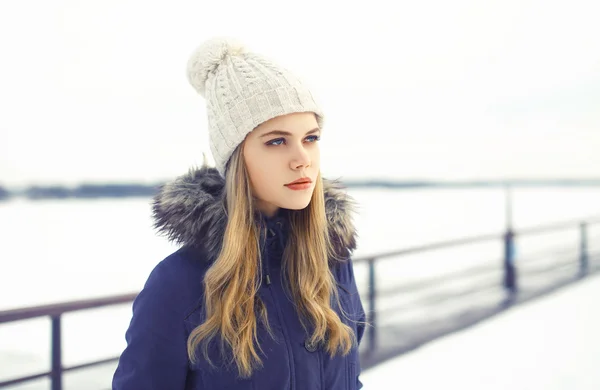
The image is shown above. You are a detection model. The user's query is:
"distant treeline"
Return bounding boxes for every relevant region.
[1,179,600,201]
[349,179,600,188]
[0,183,162,201]
[0,186,9,200]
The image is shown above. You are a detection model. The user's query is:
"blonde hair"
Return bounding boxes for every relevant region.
[187,144,356,377]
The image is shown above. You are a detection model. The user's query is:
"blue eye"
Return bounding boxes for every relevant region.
[265,138,285,146]
[265,135,320,146]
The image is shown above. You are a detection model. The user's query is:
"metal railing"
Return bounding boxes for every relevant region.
[1,216,599,389]
[0,294,137,389]
[353,217,600,355]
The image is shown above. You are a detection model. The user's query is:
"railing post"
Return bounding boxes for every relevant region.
[503,184,517,296]
[367,258,376,353]
[51,315,63,390]
[503,229,517,295]
[580,222,589,277]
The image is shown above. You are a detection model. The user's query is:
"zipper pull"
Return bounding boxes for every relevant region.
[266,274,271,285]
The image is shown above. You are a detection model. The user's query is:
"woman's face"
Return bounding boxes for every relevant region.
[243,112,321,217]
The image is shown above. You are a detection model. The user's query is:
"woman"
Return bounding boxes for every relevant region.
[112,37,366,390]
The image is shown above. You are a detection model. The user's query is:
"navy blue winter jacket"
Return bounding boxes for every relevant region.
[112,166,366,389]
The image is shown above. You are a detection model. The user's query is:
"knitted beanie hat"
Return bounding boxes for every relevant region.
[186,37,325,176]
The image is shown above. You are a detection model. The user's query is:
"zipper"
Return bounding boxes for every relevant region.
[263,251,272,285]
[263,231,295,390]
[263,228,275,285]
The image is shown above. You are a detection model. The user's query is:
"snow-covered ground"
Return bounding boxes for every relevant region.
[361,273,600,390]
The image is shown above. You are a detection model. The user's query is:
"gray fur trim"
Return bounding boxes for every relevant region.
[152,165,357,263]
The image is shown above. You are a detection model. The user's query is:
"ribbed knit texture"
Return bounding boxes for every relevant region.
[187,37,324,176]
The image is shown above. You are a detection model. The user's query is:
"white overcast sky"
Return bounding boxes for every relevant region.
[0,0,599,186]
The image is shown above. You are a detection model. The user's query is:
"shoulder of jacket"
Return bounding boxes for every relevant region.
[140,247,210,315]
[330,257,355,284]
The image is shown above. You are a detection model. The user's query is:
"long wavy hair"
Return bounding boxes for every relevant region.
[186,143,356,378]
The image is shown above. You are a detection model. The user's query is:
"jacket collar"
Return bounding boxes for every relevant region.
[152,165,357,264]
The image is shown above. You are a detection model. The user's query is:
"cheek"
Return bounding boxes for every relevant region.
[244,146,264,180]
[310,146,321,167]
[246,157,276,195]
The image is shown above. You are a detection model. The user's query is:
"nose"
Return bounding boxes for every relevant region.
[289,143,311,170]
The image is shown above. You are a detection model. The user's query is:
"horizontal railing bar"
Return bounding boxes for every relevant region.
[518,247,577,263]
[353,232,502,263]
[353,216,600,263]
[517,218,600,236]
[372,249,600,300]
[519,257,577,275]
[375,263,501,297]
[63,356,120,373]
[0,357,120,388]
[378,279,502,315]
[357,249,600,302]
[0,293,138,324]
[0,370,51,387]
[377,254,593,315]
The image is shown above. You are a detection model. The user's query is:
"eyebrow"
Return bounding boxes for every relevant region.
[259,127,321,138]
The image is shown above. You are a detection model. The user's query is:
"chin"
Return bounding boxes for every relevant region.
[281,197,312,211]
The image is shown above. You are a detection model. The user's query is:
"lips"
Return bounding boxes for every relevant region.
[285,177,312,186]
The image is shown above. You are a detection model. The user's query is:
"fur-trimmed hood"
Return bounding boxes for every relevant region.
[151,165,357,263]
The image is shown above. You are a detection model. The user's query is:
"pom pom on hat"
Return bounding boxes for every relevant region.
[186,37,247,97]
